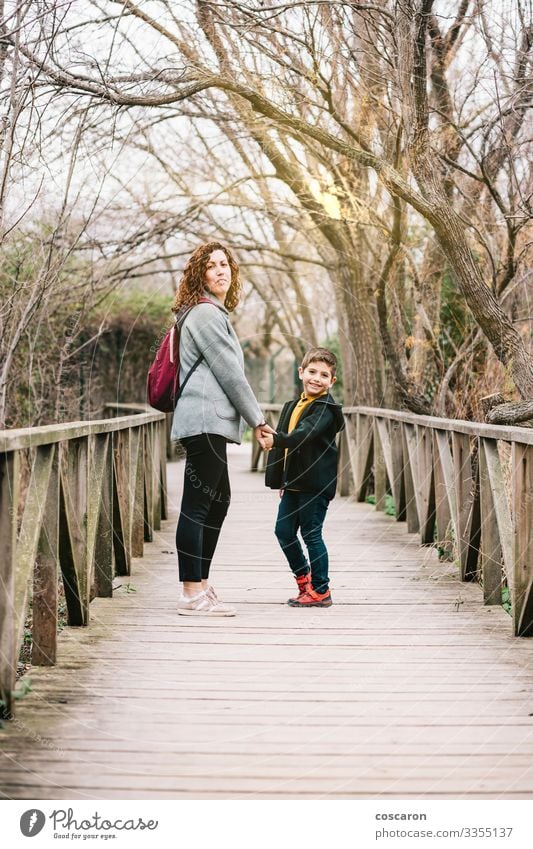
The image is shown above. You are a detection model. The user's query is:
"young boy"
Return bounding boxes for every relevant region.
[261,347,345,607]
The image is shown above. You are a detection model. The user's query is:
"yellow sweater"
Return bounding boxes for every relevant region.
[287,392,325,432]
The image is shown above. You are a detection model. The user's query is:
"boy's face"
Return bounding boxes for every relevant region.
[298,360,336,397]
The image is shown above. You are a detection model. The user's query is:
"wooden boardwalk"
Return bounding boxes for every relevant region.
[1,444,533,799]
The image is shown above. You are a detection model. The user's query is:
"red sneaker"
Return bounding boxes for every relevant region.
[287,573,311,604]
[288,587,332,608]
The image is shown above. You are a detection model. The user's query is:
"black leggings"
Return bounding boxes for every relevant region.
[176,433,231,583]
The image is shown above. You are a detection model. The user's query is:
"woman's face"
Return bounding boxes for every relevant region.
[204,249,232,300]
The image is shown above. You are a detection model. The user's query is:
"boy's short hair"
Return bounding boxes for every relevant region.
[300,347,337,377]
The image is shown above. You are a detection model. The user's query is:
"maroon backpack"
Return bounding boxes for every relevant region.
[147,298,211,412]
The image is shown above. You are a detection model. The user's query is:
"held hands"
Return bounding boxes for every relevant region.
[260,430,274,451]
[253,423,276,451]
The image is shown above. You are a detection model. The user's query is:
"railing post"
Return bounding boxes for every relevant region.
[401,424,419,533]
[451,432,479,581]
[93,433,114,598]
[512,443,533,636]
[158,419,168,522]
[251,435,263,472]
[143,425,154,543]
[112,430,130,575]
[432,431,453,559]
[59,439,90,625]
[479,439,503,605]
[355,413,373,501]
[390,421,406,521]
[416,426,436,545]
[0,451,19,716]
[131,426,145,557]
[33,445,59,664]
[373,417,387,511]
[338,427,352,496]
[152,421,162,531]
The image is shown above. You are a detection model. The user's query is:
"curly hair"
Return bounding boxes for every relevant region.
[172,242,242,313]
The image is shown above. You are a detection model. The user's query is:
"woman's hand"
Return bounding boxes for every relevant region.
[253,422,275,449]
[260,432,274,451]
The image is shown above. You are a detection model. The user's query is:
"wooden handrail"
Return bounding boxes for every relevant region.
[343,406,533,444]
[0,404,167,716]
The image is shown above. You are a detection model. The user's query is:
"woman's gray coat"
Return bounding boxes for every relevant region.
[170,295,264,443]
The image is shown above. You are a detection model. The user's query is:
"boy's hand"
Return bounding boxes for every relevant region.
[261,432,274,451]
[253,423,276,449]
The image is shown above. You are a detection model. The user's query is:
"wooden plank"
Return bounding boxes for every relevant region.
[342,414,359,498]
[343,406,533,445]
[114,429,132,560]
[130,427,144,558]
[0,451,19,716]
[143,426,154,543]
[250,435,263,473]
[112,433,129,576]
[0,408,165,452]
[65,438,89,612]
[417,425,436,544]
[389,420,406,521]
[86,433,109,576]
[404,423,435,543]
[93,434,113,598]
[479,441,503,606]
[452,432,480,582]
[401,423,418,532]
[373,418,387,511]
[151,421,162,532]
[158,419,168,521]
[481,439,514,580]
[432,431,453,559]
[512,443,533,637]
[375,418,395,500]
[355,413,373,501]
[435,430,458,537]
[33,445,59,665]
[14,444,55,654]
[337,427,352,497]
[58,460,87,627]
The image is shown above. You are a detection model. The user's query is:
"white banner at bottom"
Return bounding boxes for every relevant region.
[1,799,532,849]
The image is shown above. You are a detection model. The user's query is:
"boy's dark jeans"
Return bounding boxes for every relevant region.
[275,490,330,594]
[176,433,230,583]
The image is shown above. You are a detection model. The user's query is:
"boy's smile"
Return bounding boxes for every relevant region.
[299,361,336,397]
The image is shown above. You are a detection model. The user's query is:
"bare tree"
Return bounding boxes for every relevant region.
[3,0,532,419]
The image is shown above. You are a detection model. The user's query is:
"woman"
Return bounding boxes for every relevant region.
[171,242,273,616]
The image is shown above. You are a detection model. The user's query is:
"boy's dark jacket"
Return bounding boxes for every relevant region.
[265,393,345,500]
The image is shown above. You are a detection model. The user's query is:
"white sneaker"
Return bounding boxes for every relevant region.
[177,590,236,617]
[205,585,236,616]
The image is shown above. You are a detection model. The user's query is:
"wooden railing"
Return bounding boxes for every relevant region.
[0,404,167,716]
[254,403,533,637]
[3,399,531,717]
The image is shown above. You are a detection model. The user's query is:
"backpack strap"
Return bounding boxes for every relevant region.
[173,297,220,404]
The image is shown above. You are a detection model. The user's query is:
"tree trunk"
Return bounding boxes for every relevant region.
[335,261,383,406]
